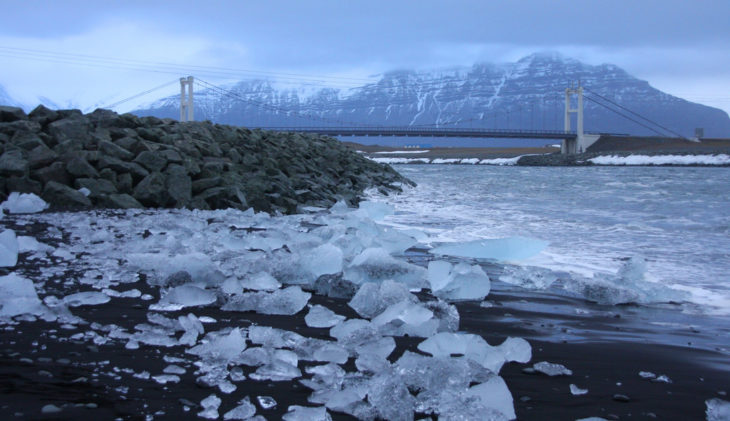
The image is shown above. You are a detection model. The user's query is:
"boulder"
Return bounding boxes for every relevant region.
[0,106,27,123]
[99,140,134,160]
[165,164,191,207]
[31,162,70,187]
[133,172,170,207]
[74,178,117,198]
[98,193,143,209]
[27,145,58,169]
[192,177,221,194]
[134,150,168,172]
[42,181,92,209]
[5,176,42,195]
[66,156,99,178]
[0,150,28,176]
[28,105,59,125]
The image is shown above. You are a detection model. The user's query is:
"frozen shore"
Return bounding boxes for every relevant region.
[0,199,728,420]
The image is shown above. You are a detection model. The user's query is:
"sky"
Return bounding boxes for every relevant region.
[0,0,729,115]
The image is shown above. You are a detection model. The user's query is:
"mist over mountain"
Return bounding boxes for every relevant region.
[132,53,730,139]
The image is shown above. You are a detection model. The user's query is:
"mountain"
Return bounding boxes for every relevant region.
[0,84,23,108]
[133,53,730,139]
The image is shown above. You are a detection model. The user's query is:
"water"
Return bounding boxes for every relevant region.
[378,165,730,316]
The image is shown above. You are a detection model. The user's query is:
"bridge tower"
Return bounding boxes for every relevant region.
[562,83,599,154]
[179,76,194,122]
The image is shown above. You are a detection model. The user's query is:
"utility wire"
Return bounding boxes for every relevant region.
[584,95,671,137]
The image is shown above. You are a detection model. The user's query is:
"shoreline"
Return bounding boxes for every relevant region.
[1,210,728,420]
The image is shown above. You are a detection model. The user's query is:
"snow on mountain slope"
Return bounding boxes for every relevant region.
[131,53,730,138]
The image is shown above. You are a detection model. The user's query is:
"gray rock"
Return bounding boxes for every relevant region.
[0,106,27,123]
[162,271,192,287]
[134,150,168,172]
[42,181,92,208]
[165,164,191,207]
[74,178,117,198]
[113,136,139,152]
[48,116,91,144]
[159,148,183,163]
[98,194,143,209]
[97,155,149,182]
[0,150,28,176]
[66,156,99,178]
[117,173,133,193]
[32,162,70,186]
[28,105,59,125]
[133,172,170,207]
[11,131,46,151]
[5,176,42,195]
[27,145,58,169]
[192,177,221,194]
[99,140,134,160]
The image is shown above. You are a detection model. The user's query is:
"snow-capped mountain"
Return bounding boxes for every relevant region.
[137,53,730,138]
[0,84,23,108]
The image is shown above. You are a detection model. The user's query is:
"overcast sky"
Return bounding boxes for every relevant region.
[1,0,728,114]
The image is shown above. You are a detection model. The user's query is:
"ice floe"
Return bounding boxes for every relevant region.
[0,229,18,267]
[1,192,49,214]
[589,154,730,166]
[430,236,549,261]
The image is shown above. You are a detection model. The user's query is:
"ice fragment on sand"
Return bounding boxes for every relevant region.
[427,260,491,301]
[128,252,222,286]
[0,230,18,267]
[570,384,588,395]
[0,274,46,318]
[639,371,656,379]
[499,265,557,289]
[566,257,689,305]
[305,305,346,328]
[222,286,310,315]
[1,192,48,214]
[348,280,418,319]
[371,300,438,337]
[257,396,277,410]
[355,201,394,221]
[282,405,331,421]
[17,236,52,253]
[418,332,531,373]
[198,394,222,419]
[152,374,180,384]
[344,247,426,288]
[188,328,247,363]
[249,359,301,381]
[247,325,305,349]
[313,343,349,364]
[430,236,548,261]
[153,285,217,311]
[300,244,344,278]
[533,361,572,376]
[41,404,62,414]
[652,374,672,383]
[178,313,205,346]
[367,370,415,421]
[63,291,110,307]
[223,396,257,420]
[466,376,516,420]
[706,398,730,421]
[163,364,186,375]
[240,271,281,291]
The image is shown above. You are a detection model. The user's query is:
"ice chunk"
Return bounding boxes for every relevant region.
[163,364,186,375]
[371,300,437,337]
[533,361,572,376]
[355,201,394,221]
[153,285,217,311]
[240,271,281,291]
[639,371,656,379]
[257,396,277,410]
[423,300,460,333]
[222,286,311,315]
[570,384,588,395]
[367,370,415,421]
[706,398,730,421]
[427,261,491,301]
[466,376,515,420]
[17,236,53,253]
[152,374,180,384]
[224,396,257,420]
[499,265,557,289]
[566,257,689,305]
[418,333,530,373]
[282,406,331,421]
[305,305,346,328]
[128,252,223,286]
[313,343,349,364]
[430,237,548,261]
[1,192,49,214]
[188,328,247,363]
[0,274,46,318]
[199,394,222,419]
[178,313,205,346]
[348,280,418,319]
[344,247,426,288]
[300,244,343,278]
[63,291,110,307]
[248,325,305,349]
[395,351,492,394]
[78,187,91,197]
[0,230,18,267]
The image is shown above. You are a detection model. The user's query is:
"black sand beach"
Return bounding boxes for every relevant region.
[0,214,727,420]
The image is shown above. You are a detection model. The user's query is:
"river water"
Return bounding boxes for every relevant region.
[377,165,730,317]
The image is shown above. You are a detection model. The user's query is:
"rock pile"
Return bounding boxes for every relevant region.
[0,106,411,213]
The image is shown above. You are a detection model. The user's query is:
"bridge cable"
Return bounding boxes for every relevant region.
[97,79,181,111]
[583,96,673,137]
[583,87,687,139]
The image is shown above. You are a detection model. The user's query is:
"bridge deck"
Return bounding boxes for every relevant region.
[254,126,578,140]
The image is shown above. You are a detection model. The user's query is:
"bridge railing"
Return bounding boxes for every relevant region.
[252,126,579,139]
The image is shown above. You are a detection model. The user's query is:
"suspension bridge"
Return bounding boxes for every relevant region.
[101,75,688,155]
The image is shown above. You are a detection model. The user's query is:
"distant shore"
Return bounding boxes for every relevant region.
[345,137,730,166]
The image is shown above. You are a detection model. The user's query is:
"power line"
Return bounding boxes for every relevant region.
[584,95,671,137]
[98,78,180,111]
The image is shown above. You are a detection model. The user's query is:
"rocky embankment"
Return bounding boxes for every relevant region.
[0,106,411,213]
